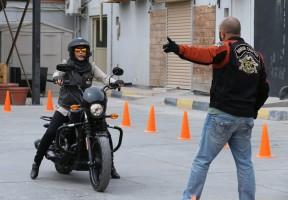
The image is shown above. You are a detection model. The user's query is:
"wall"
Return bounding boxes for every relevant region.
[0,2,74,31]
[215,0,254,46]
[87,0,151,86]
[232,0,254,45]
[112,1,150,85]
[192,0,255,93]
[1,23,73,78]
[149,9,166,87]
[191,5,216,93]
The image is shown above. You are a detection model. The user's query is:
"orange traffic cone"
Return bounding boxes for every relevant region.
[121,101,131,127]
[3,90,11,112]
[224,143,229,149]
[191,195,197,200]
[145,105,157,133]
[46,89,54,111]
[257,123,272,158]
[178,111,191,140]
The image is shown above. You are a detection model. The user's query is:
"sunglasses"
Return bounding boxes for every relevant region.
[74,47,87,54]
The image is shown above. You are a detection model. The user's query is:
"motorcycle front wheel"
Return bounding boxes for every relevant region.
[89,136,112,192]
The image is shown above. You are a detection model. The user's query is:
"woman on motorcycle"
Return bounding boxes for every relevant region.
[30,37,121,180]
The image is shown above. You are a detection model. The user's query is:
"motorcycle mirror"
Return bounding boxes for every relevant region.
[112,67,124,76]
[56,64,74,72]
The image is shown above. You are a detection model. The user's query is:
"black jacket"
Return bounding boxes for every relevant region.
[178,37,269,118]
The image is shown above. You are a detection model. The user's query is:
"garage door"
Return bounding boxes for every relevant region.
[166,1,192,89]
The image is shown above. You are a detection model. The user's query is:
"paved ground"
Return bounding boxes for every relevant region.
[0,96,288,200]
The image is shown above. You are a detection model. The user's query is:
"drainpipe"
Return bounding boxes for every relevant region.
[74,16,77,37]
[100,1,103,42]
[110,3,113,73]
[74,15,81,37]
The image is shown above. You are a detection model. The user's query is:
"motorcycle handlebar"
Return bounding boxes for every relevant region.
[46,79,55,83]
[48,77,124,92]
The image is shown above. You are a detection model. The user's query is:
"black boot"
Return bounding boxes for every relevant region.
[111,165,120,179]
[107,130,120,179]
[34,139,41,149]
[30,162,40,179]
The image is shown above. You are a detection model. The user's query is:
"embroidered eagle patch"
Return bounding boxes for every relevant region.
[239,55,258,74]
[234,44,260,74]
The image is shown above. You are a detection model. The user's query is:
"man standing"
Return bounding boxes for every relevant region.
[163,17,269,200]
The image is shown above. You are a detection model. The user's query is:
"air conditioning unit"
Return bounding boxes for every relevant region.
[65,0,81,15]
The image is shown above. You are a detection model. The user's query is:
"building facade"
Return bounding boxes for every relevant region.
[82,0,286,96]
[0,0,75,79]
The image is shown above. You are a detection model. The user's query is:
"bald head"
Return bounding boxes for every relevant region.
[219,17,241,40]
[220,17,241,34]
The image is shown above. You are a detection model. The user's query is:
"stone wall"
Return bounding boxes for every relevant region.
[149,10,167,87]
[192,5,216,93]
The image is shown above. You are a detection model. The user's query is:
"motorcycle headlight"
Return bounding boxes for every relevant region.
[90,104,104,117]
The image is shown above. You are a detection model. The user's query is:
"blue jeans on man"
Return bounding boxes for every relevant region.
[182,110,255,200]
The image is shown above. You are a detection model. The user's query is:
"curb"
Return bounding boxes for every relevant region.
[164,97,288,121]
[109,90,144,100]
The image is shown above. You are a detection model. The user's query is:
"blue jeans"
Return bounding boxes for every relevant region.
[182,113,255,200]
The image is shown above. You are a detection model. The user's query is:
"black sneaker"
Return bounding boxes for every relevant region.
[30,162,40,179]
[111,166,120,179]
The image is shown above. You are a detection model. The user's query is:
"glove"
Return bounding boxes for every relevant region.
[115,80,124,87]
[52,77,63,86]
[162,37,179,54]
[111,80,124,88]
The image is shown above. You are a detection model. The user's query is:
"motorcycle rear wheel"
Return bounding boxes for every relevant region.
[89,136,112,192]
[55,163,72,174]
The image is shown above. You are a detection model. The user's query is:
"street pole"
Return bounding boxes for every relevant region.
[32,0,41,104]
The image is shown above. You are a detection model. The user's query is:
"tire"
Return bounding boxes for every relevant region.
[89,136,112,192]
[55,163,72,175]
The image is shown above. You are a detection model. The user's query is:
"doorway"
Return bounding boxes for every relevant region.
[91,16,107,73]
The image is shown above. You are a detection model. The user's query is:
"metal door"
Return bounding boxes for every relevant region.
[254,0,288,96]
[166,1,192,89]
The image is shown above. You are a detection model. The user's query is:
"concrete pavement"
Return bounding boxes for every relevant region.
[0,94,288,200]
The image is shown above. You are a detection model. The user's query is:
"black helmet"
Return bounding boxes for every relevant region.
[68,37,90,52]
[68,37,91,59]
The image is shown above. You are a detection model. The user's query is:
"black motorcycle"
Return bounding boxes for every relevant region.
[37,65,124,192]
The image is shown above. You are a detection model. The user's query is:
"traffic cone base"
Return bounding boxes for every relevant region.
[121,101,131,128]
[178,136,190,141]
[145,130,156,133]
[145,105,157,133]
[256,154,274,158]
[3,90,11,112]
[178,111,191,140]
